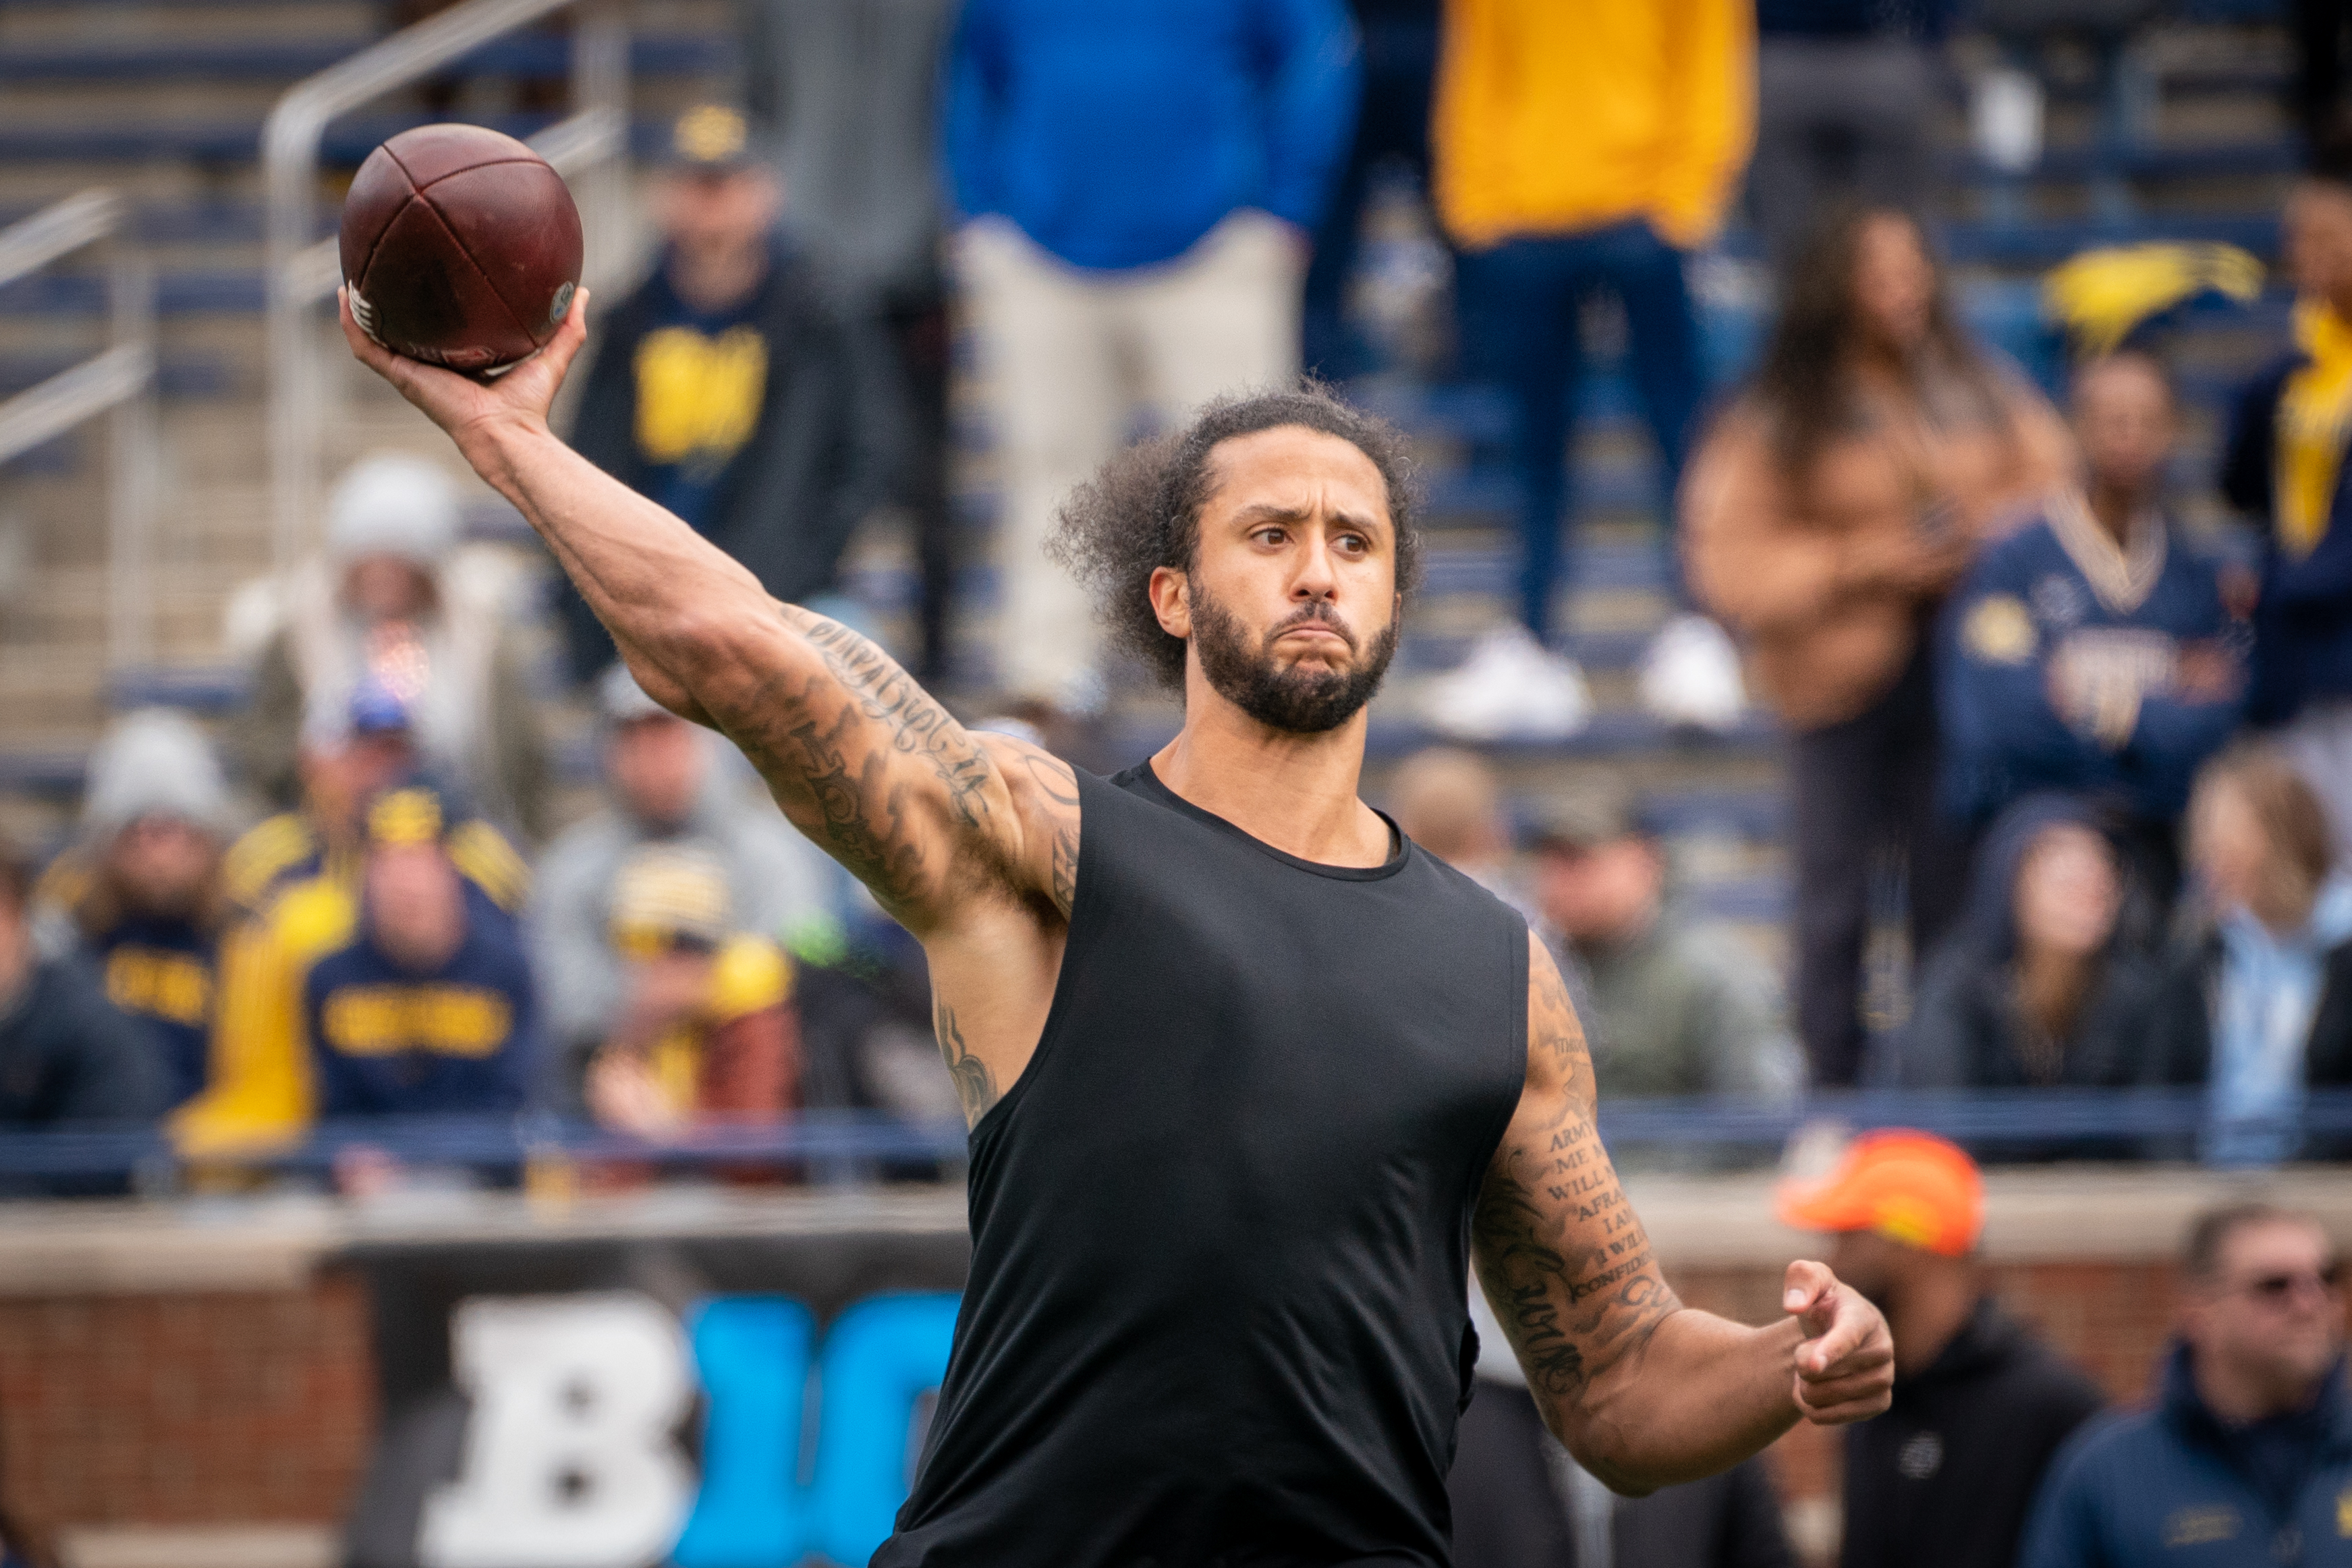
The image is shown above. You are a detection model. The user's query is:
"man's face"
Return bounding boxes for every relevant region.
[1827,1229,1936,1314]
[1152,426,1400,735]
[2288,182,2352,304]
[340,555,435,624]
[2185,1220,2345,1407]
[365,843,466,975]
[657,168,781,265]
[609,715,706,829]
[107,815,217,917]
[2072,358,2175,500]
[1535,838,1663,945]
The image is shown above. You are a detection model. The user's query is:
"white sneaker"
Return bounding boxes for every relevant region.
[1640,613,1748,733]
[1422,624,1590,741]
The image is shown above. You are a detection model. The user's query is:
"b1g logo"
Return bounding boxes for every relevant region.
[419,1291,958,1568]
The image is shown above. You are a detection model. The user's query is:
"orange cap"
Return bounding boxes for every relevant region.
[1774,1129,1985,1258]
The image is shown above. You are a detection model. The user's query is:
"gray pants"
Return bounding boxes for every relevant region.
[1751,36,1938,267]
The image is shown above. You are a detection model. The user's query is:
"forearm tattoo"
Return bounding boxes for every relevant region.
[1472,950,1680,1402]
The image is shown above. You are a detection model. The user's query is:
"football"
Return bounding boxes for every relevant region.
[338,123,583,376]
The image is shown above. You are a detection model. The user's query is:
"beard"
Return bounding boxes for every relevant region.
[1189,586,1399,735]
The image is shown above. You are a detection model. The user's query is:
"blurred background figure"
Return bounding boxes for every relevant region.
[1974,0,2160,231]
[1530,789,1801,1108]
[179,766,530,1159]
[565,104,902,690]
[1779,1131,2107,1568]
[1941,350,2247,920]
[1384,746,1529,914]
[1749,0,1949,269]
[0,838,169,1189]
[739,0,959,680]
[533,665,831,1113]
[1301,0,1442,382]
[947,0,1357,719]
[2154,746,2352,1167]
[2021,1204,2351,1568]
[305,783,538,1131]
[1896,798,2169,1112]
[33,710,237,1111]
[1453,1281,1795,1568]
[583,844,797,1142]
[1422,0,1754,743]
[2225,131,2352,860]
[1685,204,2072,1087]
[221,678,425,919]
[234,452,549,843]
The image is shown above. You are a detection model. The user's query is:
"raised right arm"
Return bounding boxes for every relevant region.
[339,290,1074,937]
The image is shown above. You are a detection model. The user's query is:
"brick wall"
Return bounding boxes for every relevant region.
[0,1274,374,1561]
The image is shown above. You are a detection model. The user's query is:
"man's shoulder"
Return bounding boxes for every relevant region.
[2037,1399,2179,1501]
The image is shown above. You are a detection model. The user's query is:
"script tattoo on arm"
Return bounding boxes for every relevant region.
[934,1001,998,1127]
[1472,934,1681,1409]
[712,606,1073,928]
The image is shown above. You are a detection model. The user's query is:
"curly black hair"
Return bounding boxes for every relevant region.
[1046,383,1424,689]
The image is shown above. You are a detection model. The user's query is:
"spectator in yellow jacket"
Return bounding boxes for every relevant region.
[1423,0,1756,743]
[173,771,528,1158]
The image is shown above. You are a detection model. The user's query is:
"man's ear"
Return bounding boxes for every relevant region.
[1150,565,1192,640]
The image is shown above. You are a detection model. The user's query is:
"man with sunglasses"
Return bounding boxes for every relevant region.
[2023,1204,2352,1567]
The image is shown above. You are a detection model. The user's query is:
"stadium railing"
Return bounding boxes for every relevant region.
[0,189,161,671]
[263,0,632,573]
[2,1090,2347,1189]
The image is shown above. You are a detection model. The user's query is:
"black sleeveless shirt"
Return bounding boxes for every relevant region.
[874,762,1530,1567]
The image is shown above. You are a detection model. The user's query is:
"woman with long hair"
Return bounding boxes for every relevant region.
[1682,204,2072,1086]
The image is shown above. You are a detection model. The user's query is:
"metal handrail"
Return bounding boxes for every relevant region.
[0,188,161,671]
[262,0,629,573]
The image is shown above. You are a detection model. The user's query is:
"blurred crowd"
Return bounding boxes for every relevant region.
[9,0,2352,1194]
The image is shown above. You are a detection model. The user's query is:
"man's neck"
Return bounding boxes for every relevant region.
[1151,694,1389,870]
[2194,1350,2332,1424]
[2085,479,2148,547]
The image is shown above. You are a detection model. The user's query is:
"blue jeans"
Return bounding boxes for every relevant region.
[1454,221,1703,642]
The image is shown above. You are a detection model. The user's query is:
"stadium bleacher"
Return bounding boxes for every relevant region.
[0,0,2314,976]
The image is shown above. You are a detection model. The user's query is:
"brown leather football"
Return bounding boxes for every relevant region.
[339,123,583,376]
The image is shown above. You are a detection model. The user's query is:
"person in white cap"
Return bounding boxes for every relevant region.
[34,708,239,1109]
[231,451,550,841]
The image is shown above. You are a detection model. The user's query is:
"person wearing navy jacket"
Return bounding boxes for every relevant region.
[2021,1202,2352,1568]
[1943,352,2247,912]
[304,781,538,1121]
[2220,134,2352,858]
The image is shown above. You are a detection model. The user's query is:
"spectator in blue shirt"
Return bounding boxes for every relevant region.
[946,0,1358,717]
[2021,1202,2352,1568]
[1942,351,2248,914]
[305,781,538,1123]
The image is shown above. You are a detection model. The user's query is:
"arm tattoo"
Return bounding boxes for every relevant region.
[1017,750,1082,918]
[795,613,995,829]
[1472,951,1680,1403]
[934,1001,998,1127]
